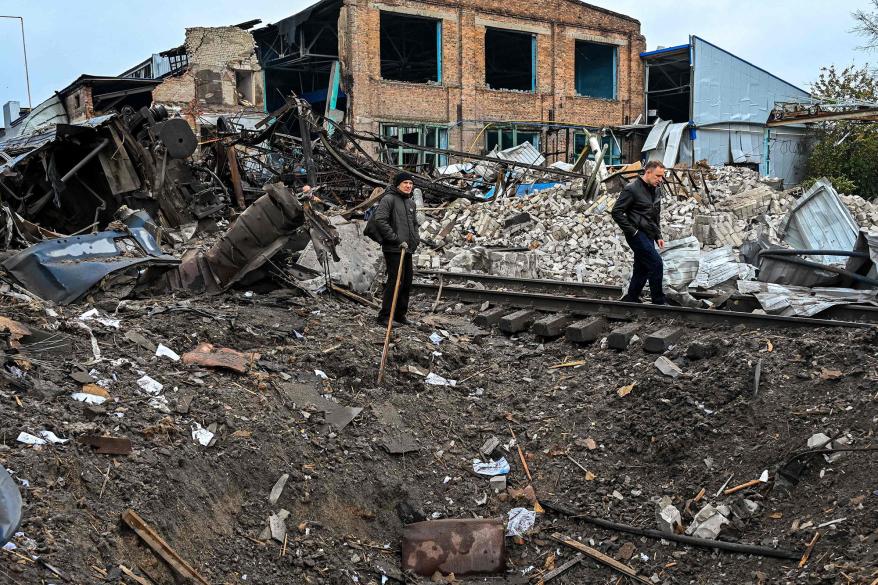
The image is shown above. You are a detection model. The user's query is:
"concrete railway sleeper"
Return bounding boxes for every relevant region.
[412,283,877,332]
[414,271,878,325]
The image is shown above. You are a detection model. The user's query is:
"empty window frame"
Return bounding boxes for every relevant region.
[380,124,449,170]
[235,70,257,105]
[380,12,442,84]
[168,53,188,72]
[575,40,617,99]
[486,127,540,151]
[485,28,535,91]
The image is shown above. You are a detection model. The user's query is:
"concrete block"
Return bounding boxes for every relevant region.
[474,306,507,328]
[607,323,639,350]
[644,327,683,354]
[565,317,606,343]
[499,309,538,334]
[532,314,572,337]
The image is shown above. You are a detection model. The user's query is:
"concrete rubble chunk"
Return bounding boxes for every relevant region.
[498,309,538,334]
[269,474,290,506]
[685,504,730,540]
[607,323,639,350]
[644,327,683,353]
[654,496,682,533]
[565,317,606,343]
[480,436,500,458]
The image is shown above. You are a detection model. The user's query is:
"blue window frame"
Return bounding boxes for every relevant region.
[575,40,617,100]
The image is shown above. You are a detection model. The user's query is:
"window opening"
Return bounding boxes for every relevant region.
[485,28,534,91]
[380,12,442,84]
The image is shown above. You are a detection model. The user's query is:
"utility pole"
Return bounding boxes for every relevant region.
[0,15,33,109]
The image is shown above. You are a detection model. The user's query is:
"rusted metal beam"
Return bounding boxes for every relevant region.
[121,509,210,585]
[226,146,246,210]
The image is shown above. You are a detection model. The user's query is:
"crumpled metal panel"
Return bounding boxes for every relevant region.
[166,183,339,294]
[402,518,505,576]
[779,178,859,266]
[0,466,22,547]
[2,215,178,304]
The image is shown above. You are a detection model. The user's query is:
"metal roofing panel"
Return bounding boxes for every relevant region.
[780,178,859,265]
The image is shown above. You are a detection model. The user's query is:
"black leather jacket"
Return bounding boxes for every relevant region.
[611,177,662,241]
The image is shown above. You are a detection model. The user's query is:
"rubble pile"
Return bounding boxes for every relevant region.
[415,165,814,284]
[417,185,700,282]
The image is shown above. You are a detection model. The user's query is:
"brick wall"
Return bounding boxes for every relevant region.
[342,0,645,162]
[64,87,94,123]
[152,26,265,131]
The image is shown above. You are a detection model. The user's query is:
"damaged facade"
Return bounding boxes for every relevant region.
[255,0,647,165]
[641,36,812,186]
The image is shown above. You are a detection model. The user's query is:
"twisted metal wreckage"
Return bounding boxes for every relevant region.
[0,95,714,304]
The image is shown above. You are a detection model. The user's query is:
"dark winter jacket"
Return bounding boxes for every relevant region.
[373,187,420,252]
[611,177,663,241]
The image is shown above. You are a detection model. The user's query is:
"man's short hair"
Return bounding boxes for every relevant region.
[644,160,666,173]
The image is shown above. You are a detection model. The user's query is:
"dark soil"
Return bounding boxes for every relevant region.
[1,287,876,585]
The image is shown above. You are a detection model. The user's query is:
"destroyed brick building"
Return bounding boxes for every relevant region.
[3,3,878,584]
[254,0,646,165]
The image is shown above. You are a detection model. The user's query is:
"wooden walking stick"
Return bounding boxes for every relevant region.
[377,248,407,384]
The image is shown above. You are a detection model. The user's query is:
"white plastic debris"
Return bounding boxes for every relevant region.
[654,356,682,378]
[425,372,457,386]
[148,396,171,413]
[314,370,328,380]
[38,430,68,444]
[191,423,215,446]
[16,432,46,446]
[136,375,163,395]
[472,457,510,476]
[155,344,180,361]
[71,392,107,405]
[429,332,444,345]
[78,308,121,329]
[506,507,536,537]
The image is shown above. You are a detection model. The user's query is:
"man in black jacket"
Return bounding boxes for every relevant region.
[373,171,420,325]
[611,160,668,305]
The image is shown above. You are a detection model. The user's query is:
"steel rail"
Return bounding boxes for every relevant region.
[415,270,878,324]
[412,283,875,329]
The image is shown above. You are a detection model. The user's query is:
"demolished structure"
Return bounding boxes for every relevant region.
[2,3,878,585]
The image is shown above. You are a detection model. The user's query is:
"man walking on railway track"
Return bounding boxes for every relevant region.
[611,160,668,305]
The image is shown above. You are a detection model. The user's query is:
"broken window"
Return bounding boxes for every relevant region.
[485,28,535,91]
[574,41,617,100]
[643,46,691,123]
[235,70,256,106]
[168,52,188,72]
[486,127,540,152]
[572,132,621,165]
[380,124,448,170]
[380,12,441,84]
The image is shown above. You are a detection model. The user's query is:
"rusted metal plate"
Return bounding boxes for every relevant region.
[401,518,505,576]
[181,342,258,373]
[79,435,132,455]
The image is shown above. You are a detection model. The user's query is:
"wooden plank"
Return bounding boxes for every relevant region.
[121,510,211,585]
[550,533,652,585]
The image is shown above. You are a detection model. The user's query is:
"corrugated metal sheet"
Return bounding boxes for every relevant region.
[779,178,859,265]
[493,141,545,166]
[692,36,810,126]
[642,120,671,152]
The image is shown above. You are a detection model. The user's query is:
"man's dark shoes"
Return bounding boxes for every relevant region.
[620,295,642,304]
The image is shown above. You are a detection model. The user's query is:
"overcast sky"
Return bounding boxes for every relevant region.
[0,0,874,115]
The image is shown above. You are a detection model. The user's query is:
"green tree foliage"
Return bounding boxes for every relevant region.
[805,65,878,199]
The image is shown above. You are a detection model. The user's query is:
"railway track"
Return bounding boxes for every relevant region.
[413,271,878,330]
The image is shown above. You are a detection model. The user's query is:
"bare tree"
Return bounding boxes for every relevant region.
[853,0,878,49]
